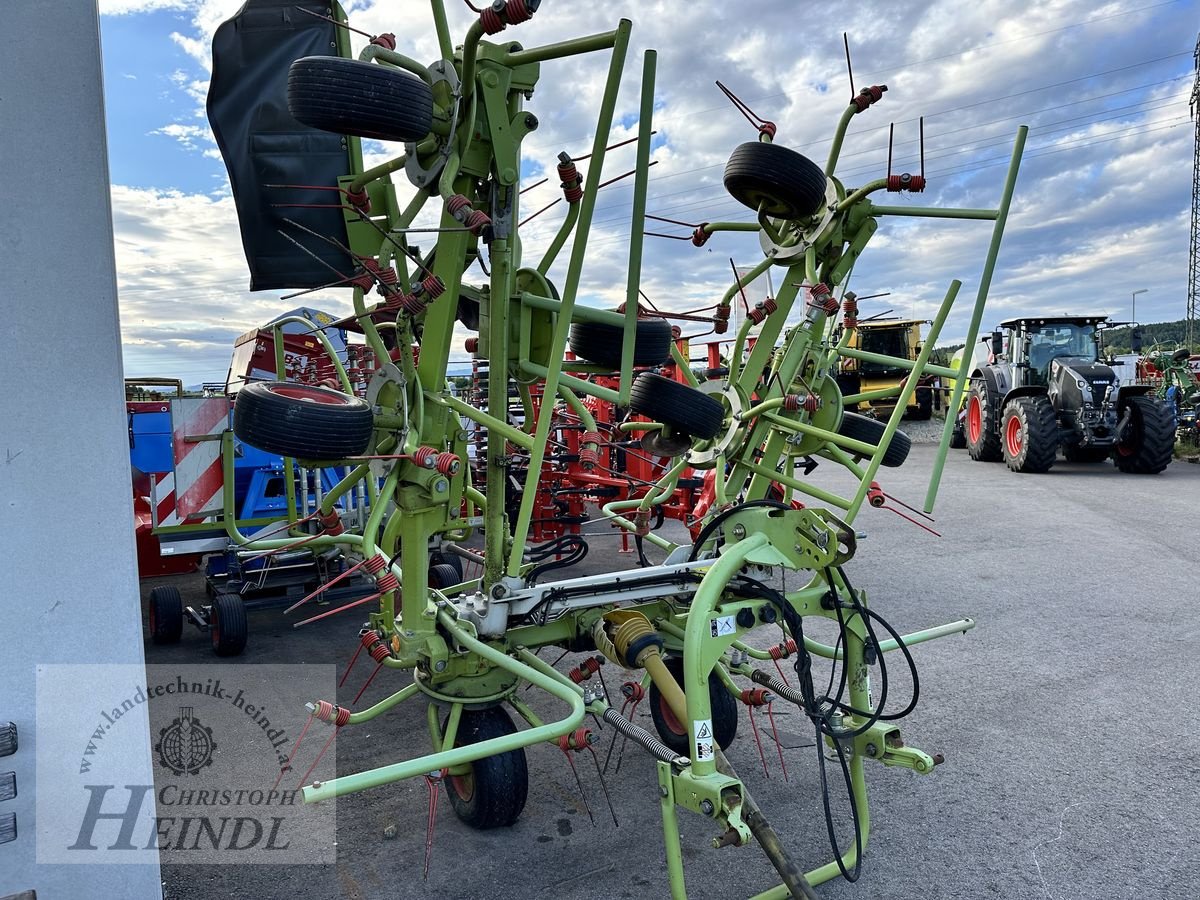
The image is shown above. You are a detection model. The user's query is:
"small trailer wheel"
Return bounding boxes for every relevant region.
[836,411,911,468]
[210,594,248,657]
[649,655,738,756]
[629,372,726,440]
[568,319,673,369]
[723,141,828,220]
[233,381,374,460]
[444,706,528,829]
[148,586,184,645]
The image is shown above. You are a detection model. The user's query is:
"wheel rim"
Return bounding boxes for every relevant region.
[211,608,221,648]
[267,384,351,405]
[1005,415,1024,457]
[450,768,475,802]
[1116,406,1140,456]
[967,396,983,443]
[658,694,686,737]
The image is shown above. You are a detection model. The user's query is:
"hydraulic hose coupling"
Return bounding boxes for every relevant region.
[313,699,351,727]
[782,393,820,413]
[867,481,886,508]
[579,430,604,469]
[479,0,538,35]
[319,510,345,536]
[887,172,926,192]
[556,152,584,204]
[746,297,779,325]
[690,223,711,247]
[852,84,887,112]
[806,283,838,317]
[445,194,491,236]
[713,304,731,334]
[558,727,593,752]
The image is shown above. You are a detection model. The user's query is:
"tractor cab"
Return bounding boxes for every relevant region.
[1002,316,1103,387]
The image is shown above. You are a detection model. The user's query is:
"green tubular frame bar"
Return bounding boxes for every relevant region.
[211,2,1029,895]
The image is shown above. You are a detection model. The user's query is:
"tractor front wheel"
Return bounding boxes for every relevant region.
[1001,397,1058,473]
[1114,395,1175,474]
[444,706,528,829]
[965,380,1002,462]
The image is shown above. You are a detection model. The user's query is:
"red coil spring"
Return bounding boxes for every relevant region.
[768,639,798,660]
[557,160,583,204]
[852,84,887,112]
[807,283,839,314]
[713,305,730,334]
[346,186,371,213]
[370,32,397,50]
[362,633,391,663]
[465,209,491,235]
[319,511,345,536]
[348,270,375,292]
[505,0,533,25]
[557,727,591,752]
[363,554,388,575]
[843,295,859,328]
[569,657,602,683]
[314,700,351,727]
[421,275,446,300]
[621,681,645,702]
[446,194,472,217]
[480,6,504,33]
[399,292,427,316]
[691,223,711,247]
[782,393,820,413]
[867,481,886,508]
[740,688,771,706]
[376,571,399,593]
[465,337,479,354]
[579,430,603,469]
[434,451,461,476]
[411,446,438,468]
[746,297,779,325]
[887,173,926,193]
[758,122,777,140]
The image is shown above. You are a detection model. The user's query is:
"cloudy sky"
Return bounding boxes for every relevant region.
[99,0,1197,385]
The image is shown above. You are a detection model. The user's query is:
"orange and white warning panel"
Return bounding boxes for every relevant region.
[151,397,230,528]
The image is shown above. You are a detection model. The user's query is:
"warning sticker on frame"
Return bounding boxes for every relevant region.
[693,719,714,762]
[709,616,735,638]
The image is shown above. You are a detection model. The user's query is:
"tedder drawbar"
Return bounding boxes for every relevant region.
[202,1,1027,895]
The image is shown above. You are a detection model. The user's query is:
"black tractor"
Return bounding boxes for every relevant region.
[963,316,1174,474]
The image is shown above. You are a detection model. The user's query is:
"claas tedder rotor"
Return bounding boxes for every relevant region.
[202,1,1028,894]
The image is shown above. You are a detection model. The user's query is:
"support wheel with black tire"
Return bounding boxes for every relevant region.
[649,655,738,756]
[210,593,248,657]
[836,412,911,467]
[234,382,374,460]
[630,373,725,440]
[1114,395,1175,474]
[965,380,1002,462]
[428,563,461,590]
[723,142,828,220]
[911,384,933,421]
[1063,444,1110,463]
[444,706,528,829]
[1001,397,1058,473]
[568,319,672,369]
[149,586,184,645]
[949,421,967,449]
[287,57,434,143]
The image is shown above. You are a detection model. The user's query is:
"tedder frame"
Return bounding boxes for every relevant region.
[197,1,1028,895]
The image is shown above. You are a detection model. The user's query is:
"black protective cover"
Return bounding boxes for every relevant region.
[208,1,355,290]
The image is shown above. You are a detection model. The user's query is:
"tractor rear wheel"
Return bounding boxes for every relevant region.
[1001,397,1058,473]
[234,381,375,460]
[629,373,726,440]
[287,57,434,143]
[444,706,528,829]
[1113,395,1175,474]
[649,655,738,756]
[965,380,1002,462]
[836,412,911,467]
[568,318,673,369]
[723,141,828,220]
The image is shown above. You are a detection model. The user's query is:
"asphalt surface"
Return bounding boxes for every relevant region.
[141,444,1200,900]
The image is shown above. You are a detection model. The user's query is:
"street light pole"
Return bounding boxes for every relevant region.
[1131,288,1148,322]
